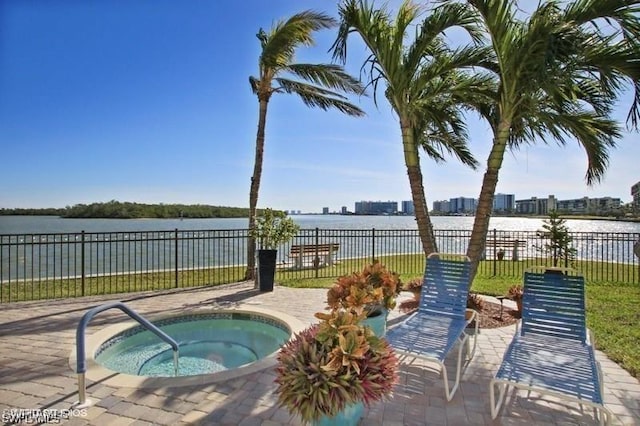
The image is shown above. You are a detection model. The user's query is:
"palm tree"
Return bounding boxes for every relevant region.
[246,11,366,280]
[332,0,494,256]
[464,0,640,280]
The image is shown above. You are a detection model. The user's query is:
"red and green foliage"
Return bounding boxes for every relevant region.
[326,261,401,314]
[274,309,399,423]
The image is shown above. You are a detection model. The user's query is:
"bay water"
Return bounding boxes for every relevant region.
[2,214,640,234]
[2,215,639,282]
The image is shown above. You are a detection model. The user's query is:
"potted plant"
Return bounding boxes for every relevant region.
[466,292,485,321]
[507,285,524,318]
[398,277,422,313]
[325,261,401,336]
[275,309,399,425]
[403,277,422,299]
[248,208,299,291]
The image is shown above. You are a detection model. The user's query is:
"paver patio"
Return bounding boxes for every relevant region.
[0,282,638,425]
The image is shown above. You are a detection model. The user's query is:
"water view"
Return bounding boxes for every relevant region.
[2,214,640,234]
[2,215,639,287]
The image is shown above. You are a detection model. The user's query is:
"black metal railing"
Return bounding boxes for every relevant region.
[1,228,638,302]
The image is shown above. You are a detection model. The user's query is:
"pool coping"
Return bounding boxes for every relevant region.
[68,305,307,389]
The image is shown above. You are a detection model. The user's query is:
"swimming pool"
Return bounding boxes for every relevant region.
[74,307,305,388]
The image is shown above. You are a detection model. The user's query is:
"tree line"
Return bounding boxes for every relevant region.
[0,201,251,219]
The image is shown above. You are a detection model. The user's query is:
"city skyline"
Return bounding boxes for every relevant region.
[1,1,638,213]
[313,190,629,215]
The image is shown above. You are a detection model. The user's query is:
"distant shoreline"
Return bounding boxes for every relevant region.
[2,212,639,223]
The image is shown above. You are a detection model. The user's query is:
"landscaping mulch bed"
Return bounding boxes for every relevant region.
[398,300,520,329]
[468,301,520,329]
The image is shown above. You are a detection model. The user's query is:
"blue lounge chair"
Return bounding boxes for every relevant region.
[490,270,611,425]
[386,254,477,400]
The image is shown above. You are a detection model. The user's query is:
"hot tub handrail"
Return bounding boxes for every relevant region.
[75,301,179,407]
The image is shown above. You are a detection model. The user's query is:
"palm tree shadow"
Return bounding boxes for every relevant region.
[182,288,264,310]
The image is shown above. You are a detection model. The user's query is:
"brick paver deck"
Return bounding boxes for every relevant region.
[0,282,638,425]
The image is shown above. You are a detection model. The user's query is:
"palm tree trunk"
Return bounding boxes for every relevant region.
[467,120,511,281]
[402,120,438,256]
[245,97,269,281]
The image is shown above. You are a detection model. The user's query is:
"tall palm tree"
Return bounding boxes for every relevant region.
[332,0,494,256]
[246,11,365,280]
[464,0,640,280]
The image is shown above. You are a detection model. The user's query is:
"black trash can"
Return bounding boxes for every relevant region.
[257,249,277,292]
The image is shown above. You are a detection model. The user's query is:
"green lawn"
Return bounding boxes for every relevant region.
[0,266,245,303]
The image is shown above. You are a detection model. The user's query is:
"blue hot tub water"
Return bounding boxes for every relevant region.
[94,313,290,377]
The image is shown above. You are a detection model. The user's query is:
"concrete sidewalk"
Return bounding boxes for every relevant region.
[0,283,638,425]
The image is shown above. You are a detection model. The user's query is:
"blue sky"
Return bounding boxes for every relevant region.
[1,0,638,213]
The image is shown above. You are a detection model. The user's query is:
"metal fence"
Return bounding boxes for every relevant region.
[1,228,639,302]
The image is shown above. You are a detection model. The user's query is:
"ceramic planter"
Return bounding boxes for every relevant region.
[362,307,388,337]
[312,402,364,426]
[257,249,277,292]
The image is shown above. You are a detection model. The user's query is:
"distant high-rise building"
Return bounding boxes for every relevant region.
[556,197,621,214]
[322,207,329,215]
[401,200,414,215]
[341,206,348,214]
[354,201,398,215]
[493,193,515,213]
[449,197,476,214]
[515,195,556,215]
[432,200,450,213]
[632,181,640,212]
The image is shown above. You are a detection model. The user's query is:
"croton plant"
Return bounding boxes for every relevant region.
[274,309,399,423]
[326,261,401,315]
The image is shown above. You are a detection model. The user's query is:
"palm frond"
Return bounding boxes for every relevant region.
[417,118,479,168]
[564,0,640,42]
[579,40,640,127]
[544,110,619,185]
[274,78,365,117]
[468,0,518,59]
[260,10,335,70]
[448,72,498,115]
[509,94,620,185]
[285,64,365,95]
[412,45,495,92]
[406,1,483,74]
[333,0,403,86]
[248,76,260,95]
[332,0,379,65]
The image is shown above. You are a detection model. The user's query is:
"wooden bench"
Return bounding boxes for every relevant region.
[485,239,527,261]
[289,243,340,269]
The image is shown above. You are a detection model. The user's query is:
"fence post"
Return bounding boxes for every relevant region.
[174,229,179,288]
[314,228,320,278]
[492,228,497,277]
[634,238,640,279]
[372,228,376,262]
[81,231,86,297]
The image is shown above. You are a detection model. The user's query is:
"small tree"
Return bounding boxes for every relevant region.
[249,209,300,291]
[537,211,577,268]
[249,209,299,250]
